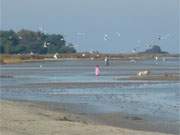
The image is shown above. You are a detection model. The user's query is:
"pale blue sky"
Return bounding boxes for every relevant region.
[1,0,179,53]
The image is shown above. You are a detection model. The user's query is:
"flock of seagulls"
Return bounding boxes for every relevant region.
[103,32,121,41]
[40,28,171,51]
[38,27,172,62]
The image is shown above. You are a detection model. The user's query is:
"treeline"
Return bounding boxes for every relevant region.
[0,29,76,54]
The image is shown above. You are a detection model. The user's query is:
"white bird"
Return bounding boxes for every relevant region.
[116,32,121,37]
[137,70,150,77]
[43,42,48,48]
[104,34,109,41]
[154,56,159,64]
[82,53,86,57]
[132,49,136,53]
[53,53,58,60]
[30,52,34,55]
[155,56,159,61]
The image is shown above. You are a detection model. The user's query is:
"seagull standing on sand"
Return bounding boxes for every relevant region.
[82,53,86,57]
[154,56,159,64]
[53,53,58,60]
[155,56,159,61]
[43,42,48,48]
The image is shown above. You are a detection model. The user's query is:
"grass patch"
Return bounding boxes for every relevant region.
[0,55,23,64]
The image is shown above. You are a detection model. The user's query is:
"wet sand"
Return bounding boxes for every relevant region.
[0,100,178,135]
[1,81,175,90]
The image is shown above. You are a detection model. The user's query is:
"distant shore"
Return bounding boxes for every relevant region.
[0,53,179,64]
[114,74,180,81]
[0,100,177,135]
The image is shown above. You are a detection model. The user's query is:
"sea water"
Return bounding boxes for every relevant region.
[0,59,180,122]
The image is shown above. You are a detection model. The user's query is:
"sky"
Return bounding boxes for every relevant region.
[1,0,179,53]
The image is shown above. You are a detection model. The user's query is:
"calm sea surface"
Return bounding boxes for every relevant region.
[0,59,180,122]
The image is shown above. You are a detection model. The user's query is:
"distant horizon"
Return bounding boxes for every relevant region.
[1,0,179,53]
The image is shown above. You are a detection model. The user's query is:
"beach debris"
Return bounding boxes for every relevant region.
[130,59,136,63]
[137,70,150,77]
[95,65,100,76]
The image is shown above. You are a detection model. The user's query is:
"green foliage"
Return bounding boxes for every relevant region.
[0,29,76,54]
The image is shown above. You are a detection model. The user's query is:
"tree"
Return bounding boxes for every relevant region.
[145,45,168,54]
[0,29,76,54]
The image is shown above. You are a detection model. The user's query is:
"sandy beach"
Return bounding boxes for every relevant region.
[0,100,177,135]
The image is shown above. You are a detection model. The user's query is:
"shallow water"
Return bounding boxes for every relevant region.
[0,59,180,122]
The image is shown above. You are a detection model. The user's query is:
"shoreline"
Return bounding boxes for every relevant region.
[1,81,179,89]
[114,74,180,81]
[0,100,179,135]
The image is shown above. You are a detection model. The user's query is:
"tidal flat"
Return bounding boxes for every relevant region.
[0,59,180,135]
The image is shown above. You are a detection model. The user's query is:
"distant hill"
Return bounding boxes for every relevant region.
[0,29,76,54]
[143,45,168,54]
